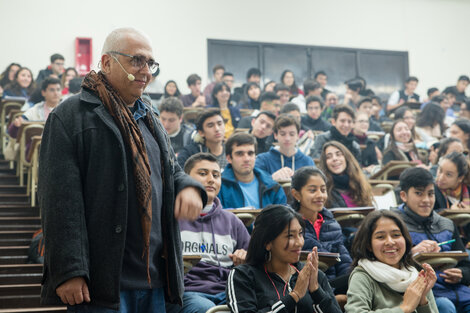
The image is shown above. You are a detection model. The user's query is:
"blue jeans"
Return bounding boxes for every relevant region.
[166,291,226,313]
[435,297,457,313]
[67,288,165,313]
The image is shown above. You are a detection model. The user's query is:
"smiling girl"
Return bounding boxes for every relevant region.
[227,205,341,313]
[345,210,438,313]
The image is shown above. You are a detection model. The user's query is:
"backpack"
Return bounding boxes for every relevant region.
[27,229,44,264]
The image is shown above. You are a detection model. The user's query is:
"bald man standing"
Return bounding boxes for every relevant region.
[39,28,206,312]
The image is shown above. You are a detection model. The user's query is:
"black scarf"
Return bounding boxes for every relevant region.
[330,126,355,151]
[332,174,350,190]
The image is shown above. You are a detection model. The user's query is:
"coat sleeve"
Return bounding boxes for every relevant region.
[310,271,342,313]
[345,270,403,313]
[38,113,90,291]
[226,267,297,313]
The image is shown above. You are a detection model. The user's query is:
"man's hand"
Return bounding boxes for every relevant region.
[411,240,440,254]
[229,249,247,266]
[191,95,206,108]
[56,277,90,305]
[440,268,463,284]
[272,167,294,182]
[174,186,203,220]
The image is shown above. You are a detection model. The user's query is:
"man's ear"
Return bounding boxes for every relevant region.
[198,130,205,138]
[399,190,408,203]
[101,54,112,74]
[226,153,232,164]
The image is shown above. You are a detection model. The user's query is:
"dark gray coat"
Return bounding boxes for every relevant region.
[38,89,206,309]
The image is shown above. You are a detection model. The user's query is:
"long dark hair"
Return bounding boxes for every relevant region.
[351,210,414,269]
[280,69,300,97]
[246,205,305,266]
[436,137,463,162]
[440,151,470,185]
[452,119,470,150]
[211,82,231,107]
[384,119,418,162]
[3,67,35,96]
[416,102,445,132]
[0,62,21,87]
[164,80,181,98]
[319,141,373,207]
[290,167,327,211]
[241,82,261,109]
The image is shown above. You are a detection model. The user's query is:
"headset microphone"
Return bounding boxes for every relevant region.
[112,55,135,81]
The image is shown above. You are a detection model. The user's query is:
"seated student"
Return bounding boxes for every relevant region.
[210,82,241,139]
[434,151,470,211]
[60,67,78,96]
[2,67,35,104]
[292,79,323,113]
[249,111,275,154]
[345,209,439,313]
[227,205,342,313]
[383,119,421,166]
[449,119,470,153]
[420,88,440,110]
[36,53,65,86]
[370,95,392,124]
[356,97,383,132]
[177,110,227,169]
[256,114,315,181]
[394,167,470,313]
[171,152,250,313]
[310,104,362,163]
[203,64,225,105]
[415,103,446,145]
[179,73,211,107]
[281,69,303,98]
[159,97,194,155]
[233,67,261,103]
[237,82,261,110]
[318,141,374,209]
[323,92,339,120]
[429,138,464,178]
[0,62,21,95]
[314,70,330,99]
[352,111,379,168]
[443,75,470,105]
[387,76,420,114]
[342,78,362,108]
[460,99,470,120]
[395,106,422,143]
[219,132,286,209]
[275,83,291,108]
[301,96,331,132]
[291,167,352,292]
[237,92,280,128]
[8,77,61,138]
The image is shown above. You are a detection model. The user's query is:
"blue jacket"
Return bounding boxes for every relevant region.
[219,165,286,209]
[255,147,315,175]
[302,208,352,279]
[394,204,470,307]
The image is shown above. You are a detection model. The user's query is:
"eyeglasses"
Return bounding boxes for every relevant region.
[107,51,159,74]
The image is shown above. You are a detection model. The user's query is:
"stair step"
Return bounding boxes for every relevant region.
[0,255,28,265]
[0,206,39,217]
[0,186,26,194]
[0,217,41,226]
[0,273,42,285]
[0,174,19,185]
[0,246,29,256]
[0,264,42,274]
[0,194,30,204]
[0,307,66,313]
[0,238,32,246]
[0,295,41,309]
[0,231,35,240]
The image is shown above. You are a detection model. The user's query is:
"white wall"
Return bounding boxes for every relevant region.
[1,0,469,96]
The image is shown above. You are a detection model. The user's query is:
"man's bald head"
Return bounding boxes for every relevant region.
[101,27,152,55]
